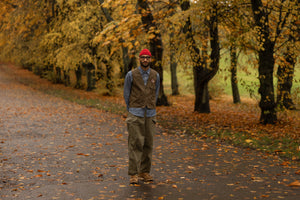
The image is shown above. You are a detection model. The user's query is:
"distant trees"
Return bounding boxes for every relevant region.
[0,0,299,124]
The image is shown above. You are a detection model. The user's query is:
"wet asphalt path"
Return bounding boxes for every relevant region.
[0,64,300,200]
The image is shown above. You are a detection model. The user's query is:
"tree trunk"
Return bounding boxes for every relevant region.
[194,65,210,113]
[122,46,137,77]
[206,4,220,103]
[251,0,277,124]
[55,66,62,84]
[277,49,296,110]
[168,1,179,96]
[193,36,210,113]
[170,30,179,95]
[276,0,298,110]
[103,59,114,94]
[195,4,220,112]
[230,45,241,104]
[137,0,169,106]
[75,65,82,89]
[181,1,219,113]
[63,69,70,86]
[83,62,96,91]
[258,46,277,124]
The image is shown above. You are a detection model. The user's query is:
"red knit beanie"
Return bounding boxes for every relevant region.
[139,49,152,57]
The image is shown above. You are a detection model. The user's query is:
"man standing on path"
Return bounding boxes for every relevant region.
[123,49,160,184]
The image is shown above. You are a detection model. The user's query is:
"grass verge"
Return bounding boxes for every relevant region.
[204,130,300,162]
[43,89,126,115]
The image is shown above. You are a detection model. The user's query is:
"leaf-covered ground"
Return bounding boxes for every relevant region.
[0,63,300,199]
[3,63,299,158]
[157,94,300,159]
[158,94,299,140]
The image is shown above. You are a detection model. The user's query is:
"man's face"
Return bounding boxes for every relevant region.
[139,55,151,68]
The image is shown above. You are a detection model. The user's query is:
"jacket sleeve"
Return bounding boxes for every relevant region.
[123,71,132,111]
[155,73,160,101]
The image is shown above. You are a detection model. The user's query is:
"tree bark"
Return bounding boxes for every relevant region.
[170,29,179,95]
[193,36,210,113]
[122,46,137,77]
[230,45,241,104]
[277,49,296,110]
[103,59,114,94]
[63,69,70,86]
[181,1,220,113]
[168,0,179,96]
[137,0,169,106]
[55,67,62,84]
[258,44,277,124]
[194,80,210,113]
[75,65,83,89]
[83,62,96,91]
[251,0,277,124]
[206,4,220,103]
[276,0,298,110]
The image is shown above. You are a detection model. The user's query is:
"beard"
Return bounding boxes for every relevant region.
[140,61,150,68]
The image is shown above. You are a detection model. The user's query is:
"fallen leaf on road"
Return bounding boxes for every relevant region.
[77,153,90,156]
[288,180,300,187]
[261,194,269,198]
[251,177,264,182]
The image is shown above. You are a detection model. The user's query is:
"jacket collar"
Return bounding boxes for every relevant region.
[138,66,150,75]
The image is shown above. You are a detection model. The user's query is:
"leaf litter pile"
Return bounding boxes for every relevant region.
[0,63,300,199]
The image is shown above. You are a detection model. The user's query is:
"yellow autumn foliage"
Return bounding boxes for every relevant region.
[0,0,298,102]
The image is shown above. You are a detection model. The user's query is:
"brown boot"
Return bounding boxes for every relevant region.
[130,174,139,184]
[139,173,153,182]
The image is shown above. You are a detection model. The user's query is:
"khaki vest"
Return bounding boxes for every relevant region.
[129,68,158,109]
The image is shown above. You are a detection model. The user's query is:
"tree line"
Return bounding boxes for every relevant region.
[0,0,299,124]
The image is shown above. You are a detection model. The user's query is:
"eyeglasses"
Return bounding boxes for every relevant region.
[140,56,151,60]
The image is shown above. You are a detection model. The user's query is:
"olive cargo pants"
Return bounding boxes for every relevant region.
[126,112,156,175]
